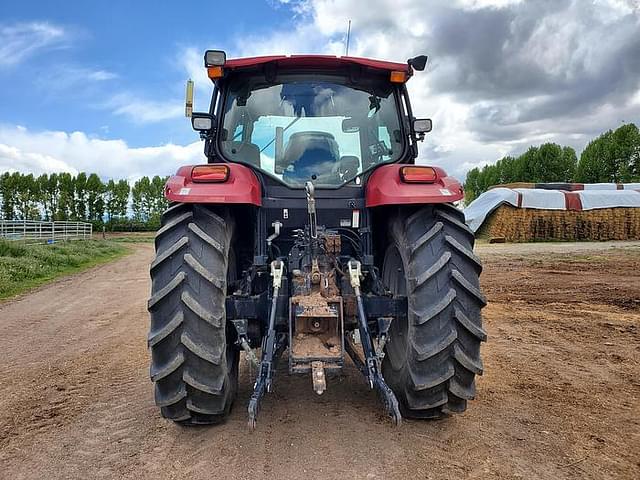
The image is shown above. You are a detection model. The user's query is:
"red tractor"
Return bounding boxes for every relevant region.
[147,50,486,427]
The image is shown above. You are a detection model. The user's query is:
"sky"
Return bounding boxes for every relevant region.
[0,0,639,182]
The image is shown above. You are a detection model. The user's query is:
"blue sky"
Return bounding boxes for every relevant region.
[0,0,638,181]
[0,1,292,147]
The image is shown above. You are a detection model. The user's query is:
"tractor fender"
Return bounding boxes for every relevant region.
[365,164,464,207]
[165,163,262,206]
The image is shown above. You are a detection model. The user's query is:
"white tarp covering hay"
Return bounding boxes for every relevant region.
[464,184,640,242]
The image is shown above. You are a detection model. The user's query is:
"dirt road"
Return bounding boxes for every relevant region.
[1,242,638,479]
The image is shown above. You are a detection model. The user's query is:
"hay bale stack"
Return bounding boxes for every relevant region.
[479,205,640,242]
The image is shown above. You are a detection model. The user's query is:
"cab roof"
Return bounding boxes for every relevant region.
[224,55,413,75]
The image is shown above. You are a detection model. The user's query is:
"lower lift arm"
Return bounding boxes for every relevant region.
[247,260,284,429]
[346,260,402,426]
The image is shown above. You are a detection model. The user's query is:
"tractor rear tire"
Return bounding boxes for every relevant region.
[382,204,487,418]
[147,203,239,425]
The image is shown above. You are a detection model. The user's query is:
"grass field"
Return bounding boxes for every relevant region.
[0,239,130,300]
[109,235,155,243]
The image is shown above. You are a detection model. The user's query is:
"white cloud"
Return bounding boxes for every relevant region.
[0,142,75,175]
[454,0,524,9]
[87,70,118,81]
[0,125,205,181]
[35,64,118,95]
[106,93,184,124]
[4,1,638,182]
[30,63,177,125]
[0,22,67,67]
[220,0,640,180]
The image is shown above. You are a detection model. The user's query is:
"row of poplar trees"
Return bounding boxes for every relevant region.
[0,172,168,230]
[464,123,640,203]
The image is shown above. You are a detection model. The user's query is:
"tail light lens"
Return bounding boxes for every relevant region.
[192,165,230,183]
[400,166,438,183]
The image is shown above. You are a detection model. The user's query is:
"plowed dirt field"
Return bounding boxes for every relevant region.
[1,241,638,479]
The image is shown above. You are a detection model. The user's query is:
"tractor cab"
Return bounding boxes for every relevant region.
[189,52,431,189]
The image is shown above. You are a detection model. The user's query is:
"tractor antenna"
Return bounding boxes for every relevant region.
[345,20,351,56]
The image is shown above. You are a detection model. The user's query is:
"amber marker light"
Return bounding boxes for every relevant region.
[390,70,408,83]
[191,165,230,183]
[400,166,438,183]
[207,66,224,79]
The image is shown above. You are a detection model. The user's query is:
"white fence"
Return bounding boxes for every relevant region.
[0,220,93,242]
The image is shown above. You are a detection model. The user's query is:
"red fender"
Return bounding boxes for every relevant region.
[365,165,464,207]
[165,163,262,206]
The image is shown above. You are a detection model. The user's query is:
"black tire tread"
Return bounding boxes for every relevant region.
[383,204,486,417]
[148,203,237,425]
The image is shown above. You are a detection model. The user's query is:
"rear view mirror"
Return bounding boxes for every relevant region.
[408,55,428,71]
[413,118,432,133]
[192,113,214,132]
[342,117,360,133]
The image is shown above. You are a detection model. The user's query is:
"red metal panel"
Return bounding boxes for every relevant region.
[225,55,287,68]
[225,55,411,74]
[165,164,262,206]
[365,165,463,207]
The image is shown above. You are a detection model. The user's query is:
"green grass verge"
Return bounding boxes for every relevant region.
[110,235,155,243]
[0,239,131,300]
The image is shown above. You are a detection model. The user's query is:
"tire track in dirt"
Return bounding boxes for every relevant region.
[0,242,638,479]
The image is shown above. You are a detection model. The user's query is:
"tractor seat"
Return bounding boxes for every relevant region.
[282,132,340,184]
[222,141,261,167]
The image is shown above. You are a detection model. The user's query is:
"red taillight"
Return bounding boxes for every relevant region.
[400,166,438,183]
[191,165,230,183]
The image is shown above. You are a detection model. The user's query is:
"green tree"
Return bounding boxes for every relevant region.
[14,173,40,220]
[0,171,18,219]
[575,136,604,183]
[495,156,517,184]
[576,123,640,183]
[464,143,578,203]
[149,175,168,220]
[611,123,640,181]
[131,176,150,221]
[561,146,578,181]
[37,173,60,221]
[57,172,75,220]
[131,175,167,228]
[74,172,88,220]
[105,179,130,222]
[86,173,105,221]
[464,167,481,204]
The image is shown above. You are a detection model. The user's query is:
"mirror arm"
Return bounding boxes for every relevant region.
[414,118,425,142]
